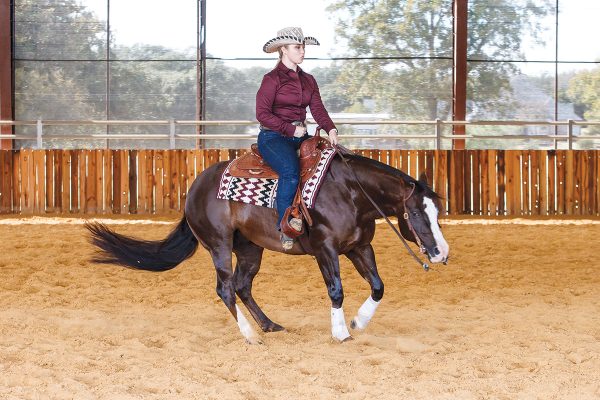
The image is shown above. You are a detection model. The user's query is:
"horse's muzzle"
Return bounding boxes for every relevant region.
[427,247,449,264]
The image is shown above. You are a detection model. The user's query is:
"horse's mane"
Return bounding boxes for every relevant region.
[342,153,442,200]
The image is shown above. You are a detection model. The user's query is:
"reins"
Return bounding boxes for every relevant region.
[335,145,430,271]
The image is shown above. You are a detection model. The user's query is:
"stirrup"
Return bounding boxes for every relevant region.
[280,233,294,250]
[289,217,302,232]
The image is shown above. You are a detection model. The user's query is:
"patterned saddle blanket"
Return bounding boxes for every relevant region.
[216,137,336,209]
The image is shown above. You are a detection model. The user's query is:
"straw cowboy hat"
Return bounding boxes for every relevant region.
[262,27,320,53]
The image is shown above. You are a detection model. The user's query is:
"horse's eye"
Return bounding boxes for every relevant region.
[412,211,420,218]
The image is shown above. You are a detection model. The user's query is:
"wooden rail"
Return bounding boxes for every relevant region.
[0,149,598,216]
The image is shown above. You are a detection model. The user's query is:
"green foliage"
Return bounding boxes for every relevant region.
[327,0,552,119]
[14,0,109,147]
[14,0,107,60]
[566,68,600,119]
[309,66,353,112]
[566,67,600,135]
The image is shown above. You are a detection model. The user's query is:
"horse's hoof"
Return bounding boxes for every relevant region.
[264,323,286,333]
[332,334,354,343]
[245,336,264,345]
[350,318,366,330]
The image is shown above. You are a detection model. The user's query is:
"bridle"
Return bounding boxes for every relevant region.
[401,182,427,255]
[336,148,430,271]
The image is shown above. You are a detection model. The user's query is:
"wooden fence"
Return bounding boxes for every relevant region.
[0,149,598,216]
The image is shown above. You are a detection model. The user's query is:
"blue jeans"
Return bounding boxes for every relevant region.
[257,129,308,228]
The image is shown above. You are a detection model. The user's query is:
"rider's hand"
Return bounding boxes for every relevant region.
[328,128,339,145]
[294,126,307,137]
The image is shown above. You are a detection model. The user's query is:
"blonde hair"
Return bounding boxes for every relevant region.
[275,45,286,66]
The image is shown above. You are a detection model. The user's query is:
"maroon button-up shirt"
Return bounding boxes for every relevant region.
[256,62,336,137]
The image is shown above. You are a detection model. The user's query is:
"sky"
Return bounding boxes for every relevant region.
[83,0,600,73]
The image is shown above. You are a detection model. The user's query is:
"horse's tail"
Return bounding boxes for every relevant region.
[85,216,198,272]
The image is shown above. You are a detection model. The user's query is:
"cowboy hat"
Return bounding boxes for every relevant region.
[262,27,320,53]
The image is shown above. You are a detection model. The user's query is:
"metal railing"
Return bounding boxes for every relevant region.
[1,118,599,149]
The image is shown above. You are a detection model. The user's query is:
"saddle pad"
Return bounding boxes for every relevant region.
[217,147,336,209]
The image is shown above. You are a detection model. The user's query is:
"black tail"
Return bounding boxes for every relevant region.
[85,216,199,271]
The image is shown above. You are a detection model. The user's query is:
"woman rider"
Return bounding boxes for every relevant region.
[256,27,339,250]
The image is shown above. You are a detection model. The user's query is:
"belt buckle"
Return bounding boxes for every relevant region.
[292,120,306,138]
[291,120,306,127]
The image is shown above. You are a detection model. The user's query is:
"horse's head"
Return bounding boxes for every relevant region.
[398,172,450,264]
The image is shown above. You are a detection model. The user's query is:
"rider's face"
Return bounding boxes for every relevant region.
[282,44,305,65]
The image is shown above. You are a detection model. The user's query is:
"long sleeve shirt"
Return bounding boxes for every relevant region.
[256,62,336,137]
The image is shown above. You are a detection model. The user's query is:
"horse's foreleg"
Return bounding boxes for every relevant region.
[211,246,262,344]
[315,246,352,342]
[345,244,384,331]
[233,237,285,333]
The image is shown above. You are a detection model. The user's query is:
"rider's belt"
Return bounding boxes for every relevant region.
[259,120,307,134]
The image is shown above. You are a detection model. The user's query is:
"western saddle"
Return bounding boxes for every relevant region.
[227,132,334,238]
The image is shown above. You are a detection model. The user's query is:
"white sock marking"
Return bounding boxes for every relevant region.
[352,296,380,330]
[331,307,351,341]
[235,304,259,342]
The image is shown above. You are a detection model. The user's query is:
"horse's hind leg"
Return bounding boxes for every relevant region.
[210,244,262,344]
[233,233,285,332]
[345,244,384,331]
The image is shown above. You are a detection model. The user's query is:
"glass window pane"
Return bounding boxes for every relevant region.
[327,0,453,59]
[206,0,337,59]
[558,0,600,62]
[468,62,560,149]
[108,61,196,149]
[14,0,107,60]
[201,59,261,149]
[110,0,197,60]
[467,0,556,62]
[560,63,600,149]
[469,62,558,120]
[14,61,107,148]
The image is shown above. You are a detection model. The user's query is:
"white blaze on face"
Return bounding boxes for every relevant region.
[423,197,450,262]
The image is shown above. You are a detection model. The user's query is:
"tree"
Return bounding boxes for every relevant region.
[14,0,106,61]
[309,66,353,112]
[566,67,600,138]
[13,0,108,147]
[327,0,552,120]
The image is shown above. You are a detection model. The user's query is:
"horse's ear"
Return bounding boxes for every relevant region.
[418,171,429,185]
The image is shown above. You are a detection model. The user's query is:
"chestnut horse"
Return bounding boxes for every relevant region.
[86,152,449,343]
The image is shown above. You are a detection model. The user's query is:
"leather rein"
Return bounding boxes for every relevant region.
[335,145,430,271]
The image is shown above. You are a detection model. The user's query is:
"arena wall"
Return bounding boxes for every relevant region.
[0,149,598,216]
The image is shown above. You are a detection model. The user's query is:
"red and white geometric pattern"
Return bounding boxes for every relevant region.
[301,147,336,208]
[216,148,336,209]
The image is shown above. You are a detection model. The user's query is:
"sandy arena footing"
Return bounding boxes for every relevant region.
[1,218,599,399]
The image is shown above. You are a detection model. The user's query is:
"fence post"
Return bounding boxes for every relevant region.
[169,118,176,149]
[567,119,573,150]
[36,119,43,149]
[435,119,442,150]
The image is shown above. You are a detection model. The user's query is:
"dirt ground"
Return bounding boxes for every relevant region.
[1,216,599,400]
